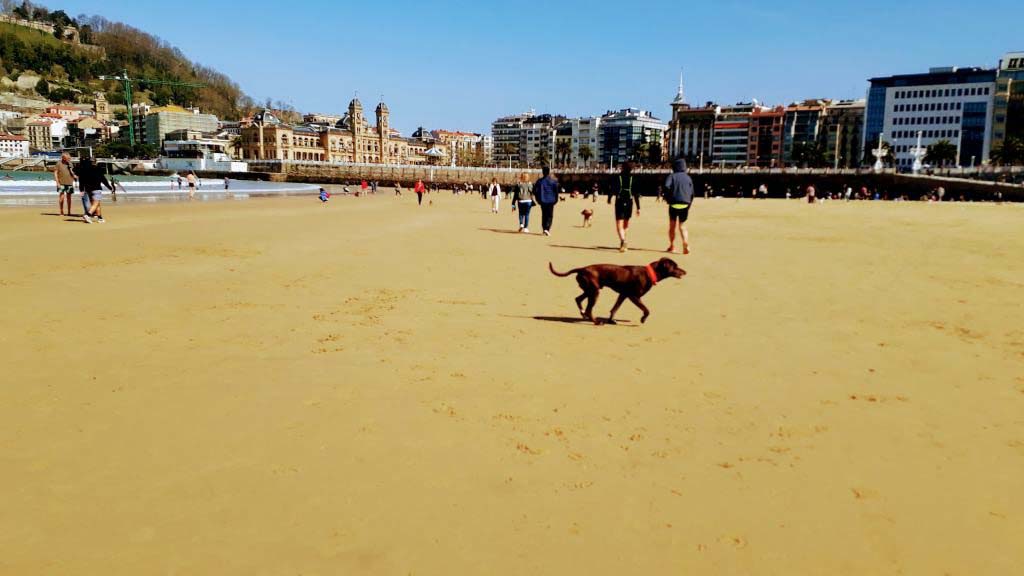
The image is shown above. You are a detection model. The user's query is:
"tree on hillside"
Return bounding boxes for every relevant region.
[924,140,957,167]
[12,0,30,19]
[1,1,16,15]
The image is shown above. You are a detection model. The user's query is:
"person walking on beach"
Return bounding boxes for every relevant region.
[663,158,695,254]
[53,152,76,216]
[319,187,330,205]
[414,178,426,206]
[361,180,368,194]
[488,178,502,213]
[532,166,559,236]
[394,181,403,196]
[513,172,535,232]
[607,161,640,252]
[77,157,113,224]
[177,175,183,190]
[224,177,230,191]
[591,182,600,203]
[186,171,197,200]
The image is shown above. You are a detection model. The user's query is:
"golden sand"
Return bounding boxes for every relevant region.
[1,193,1022,574]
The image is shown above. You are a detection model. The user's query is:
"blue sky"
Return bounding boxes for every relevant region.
[54,0,1023,135]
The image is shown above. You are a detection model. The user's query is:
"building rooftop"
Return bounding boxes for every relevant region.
[0,133,27,141]
[869,67,996,86]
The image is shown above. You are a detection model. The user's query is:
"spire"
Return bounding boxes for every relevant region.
[673,70,686,105]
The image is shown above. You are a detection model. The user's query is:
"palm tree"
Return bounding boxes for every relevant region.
[533,148,550,168]
[991,137,1024,166]
[924,140,958,167]
[579,144,593,166]
[556,140,571,166]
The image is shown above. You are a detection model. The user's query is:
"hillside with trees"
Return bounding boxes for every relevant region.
[0,0,261,119]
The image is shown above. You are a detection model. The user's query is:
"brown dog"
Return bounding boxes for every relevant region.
[549,258,686,325]
[581,209,594,227]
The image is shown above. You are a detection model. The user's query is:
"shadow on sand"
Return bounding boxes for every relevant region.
[479,228,534,235]
[549,244,667,255]
[501,314,635,326]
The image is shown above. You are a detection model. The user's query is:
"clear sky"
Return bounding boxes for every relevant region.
[53,0,1024,135]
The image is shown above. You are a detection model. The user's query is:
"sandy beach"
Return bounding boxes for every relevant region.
[1,192,1021,574]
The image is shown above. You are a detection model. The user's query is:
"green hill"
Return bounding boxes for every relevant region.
[0,5,252,119]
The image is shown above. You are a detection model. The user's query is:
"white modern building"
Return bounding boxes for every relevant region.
[0,133,30,158]
[599,108,667,165]
[865,67,997,168]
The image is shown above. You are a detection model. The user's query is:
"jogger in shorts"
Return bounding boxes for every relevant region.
[54,153,76,216]
[663,158,695,254]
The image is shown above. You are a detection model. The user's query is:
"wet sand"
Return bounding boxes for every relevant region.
[1,193,1022,574]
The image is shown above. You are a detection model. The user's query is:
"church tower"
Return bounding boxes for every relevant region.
[94,92,111,122]
[376,101,390,164]
[349,97,364,162]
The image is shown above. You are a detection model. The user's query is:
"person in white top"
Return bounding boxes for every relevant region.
[488,178,501,213]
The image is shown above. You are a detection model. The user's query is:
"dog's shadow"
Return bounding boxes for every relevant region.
[503,314,636,327]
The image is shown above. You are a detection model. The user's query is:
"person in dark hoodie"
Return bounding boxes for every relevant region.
[77,157,113,224]
[663,157,695,254]
[607,161,640,252]
[532,166,559,236]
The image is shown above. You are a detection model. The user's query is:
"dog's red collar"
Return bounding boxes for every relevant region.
[645,264,658,285]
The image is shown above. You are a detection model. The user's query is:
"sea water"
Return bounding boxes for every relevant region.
[0,171,319,207]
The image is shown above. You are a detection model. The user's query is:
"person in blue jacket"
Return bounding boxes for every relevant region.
[532,166,559,236]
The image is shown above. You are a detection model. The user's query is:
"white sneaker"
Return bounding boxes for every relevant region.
[543,230,550,236]
[82,214,92,224]
[96,217,106,223]
[523,228,529,233]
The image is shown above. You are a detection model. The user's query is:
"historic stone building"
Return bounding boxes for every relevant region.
[241,98,446,164]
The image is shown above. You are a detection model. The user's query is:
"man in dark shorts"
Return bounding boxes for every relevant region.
[607,162,640,252]
[663,158,694,254]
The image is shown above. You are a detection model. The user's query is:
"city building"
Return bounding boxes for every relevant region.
[0,110,22,131]
[479,134,493,165]
[18,116,68,151]
[782,100,829,165]
[555,116,603,167]
[67,117,112,147]
[667,75,718,165]
[521,114,563,167]
[992,52,1024,153]
[46,105,83,122]
[599,108,667,166]
[491,113,529,166]
[432,130,488,165]
[748,106,785,167]
[142,105,219,148]
[490,112,564,167]
[668,104,718,167]
[241,99,447,165]
[822,100,865,168]
[712,103,764,167]
[0,133,29,158]
[303,113,344,125]
[864,66,996,169]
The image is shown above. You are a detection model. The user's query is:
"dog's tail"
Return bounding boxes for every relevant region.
[549,262,583,277]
